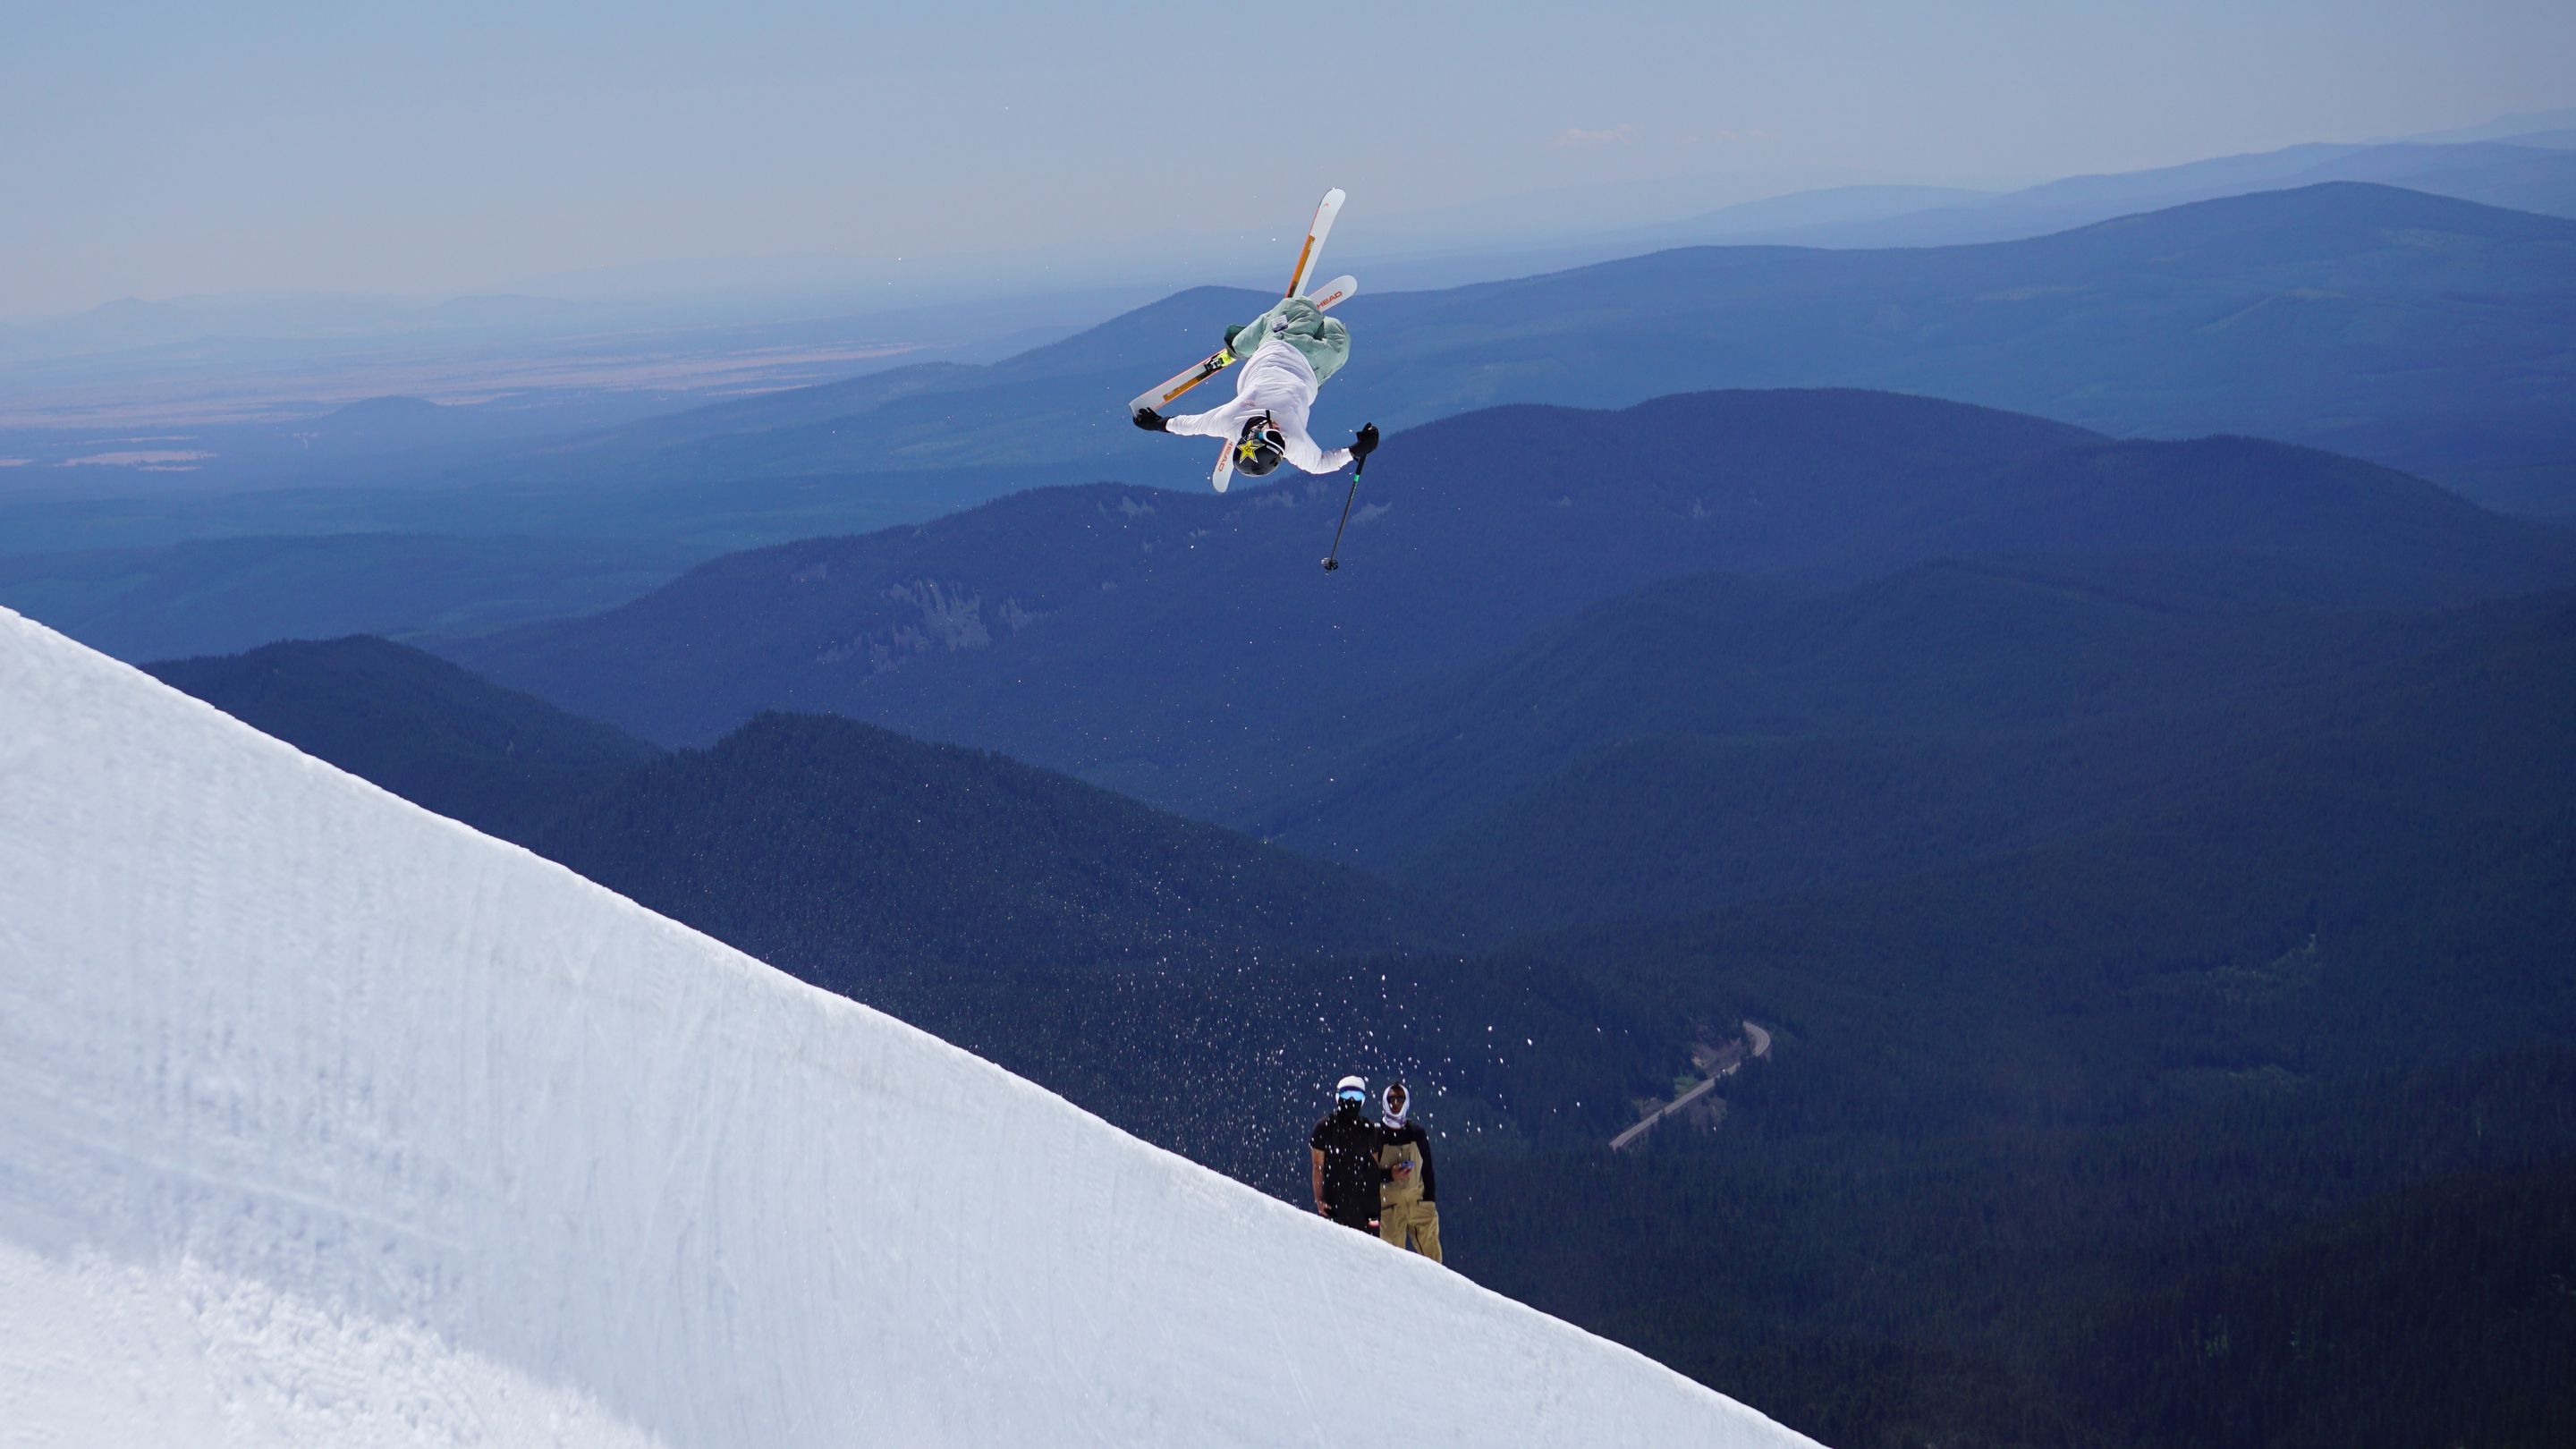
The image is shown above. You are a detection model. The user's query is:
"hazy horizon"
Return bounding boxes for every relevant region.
[8,0,2574,320]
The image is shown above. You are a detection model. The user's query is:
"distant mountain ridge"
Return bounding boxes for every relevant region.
[441,389,2576,807]
[148,635,661,843]
[468,182,2576,518]
[1719,140,2576,249]
[10,174,2572,647]
[4,533,699,661]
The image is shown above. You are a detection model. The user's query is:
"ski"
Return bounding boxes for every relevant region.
[1127,189,1345,417]
[1284,188,1345,301]
[1129,274,1359,415]
[1137,346,1235,415]
[1303,272,1358,310]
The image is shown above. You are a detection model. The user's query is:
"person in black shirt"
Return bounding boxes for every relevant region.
[1309,1074,1382,1232]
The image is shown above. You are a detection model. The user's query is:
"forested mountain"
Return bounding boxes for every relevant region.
[1273,555,2507,925]
[148,635,660,843]
[444,390,2576,817]
[177,584,2576,1162]
[528,710,1453,971]
[1440,589,2576,1445]
[1526,585,2576,1131]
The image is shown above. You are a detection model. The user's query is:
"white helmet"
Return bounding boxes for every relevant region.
[1335,1074,1368,1103]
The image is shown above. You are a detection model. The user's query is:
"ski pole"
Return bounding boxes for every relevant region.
[1322,452,1367,573]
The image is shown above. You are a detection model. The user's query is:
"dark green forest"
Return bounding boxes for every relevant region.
[1457,1053,2576,1448]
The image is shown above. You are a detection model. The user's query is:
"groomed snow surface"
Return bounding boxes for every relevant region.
[0,609,1823,1448]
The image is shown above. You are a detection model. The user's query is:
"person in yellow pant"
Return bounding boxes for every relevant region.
[1375,1081,1442,1263]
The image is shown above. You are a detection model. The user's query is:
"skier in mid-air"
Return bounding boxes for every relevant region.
[1132,293,1377,490]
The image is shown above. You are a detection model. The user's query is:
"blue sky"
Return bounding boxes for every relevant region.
[4,0,2572,316]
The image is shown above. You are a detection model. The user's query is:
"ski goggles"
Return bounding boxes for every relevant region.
[1337,1086,1368,1103]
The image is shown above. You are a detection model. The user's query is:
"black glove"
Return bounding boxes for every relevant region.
[1131,407,1168,432]
[1350,422,1379,461]
[1223,323,1245,352]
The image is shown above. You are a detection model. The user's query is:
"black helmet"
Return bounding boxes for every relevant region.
[1233,413,1286,478]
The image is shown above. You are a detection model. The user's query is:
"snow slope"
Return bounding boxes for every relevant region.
[0,608,1821,1449]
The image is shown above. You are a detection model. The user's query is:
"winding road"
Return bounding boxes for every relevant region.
[1609,1021,1771,1151]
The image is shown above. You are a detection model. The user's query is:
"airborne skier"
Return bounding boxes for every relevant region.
[1127,187,1377,496]
[1131,293,1377,490]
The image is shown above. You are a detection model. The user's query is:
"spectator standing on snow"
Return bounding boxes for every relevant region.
[1310,1074,1383,1233]
[1375,1080,1442,1263]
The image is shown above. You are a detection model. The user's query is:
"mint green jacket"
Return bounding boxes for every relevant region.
[1227,296,1350,385]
